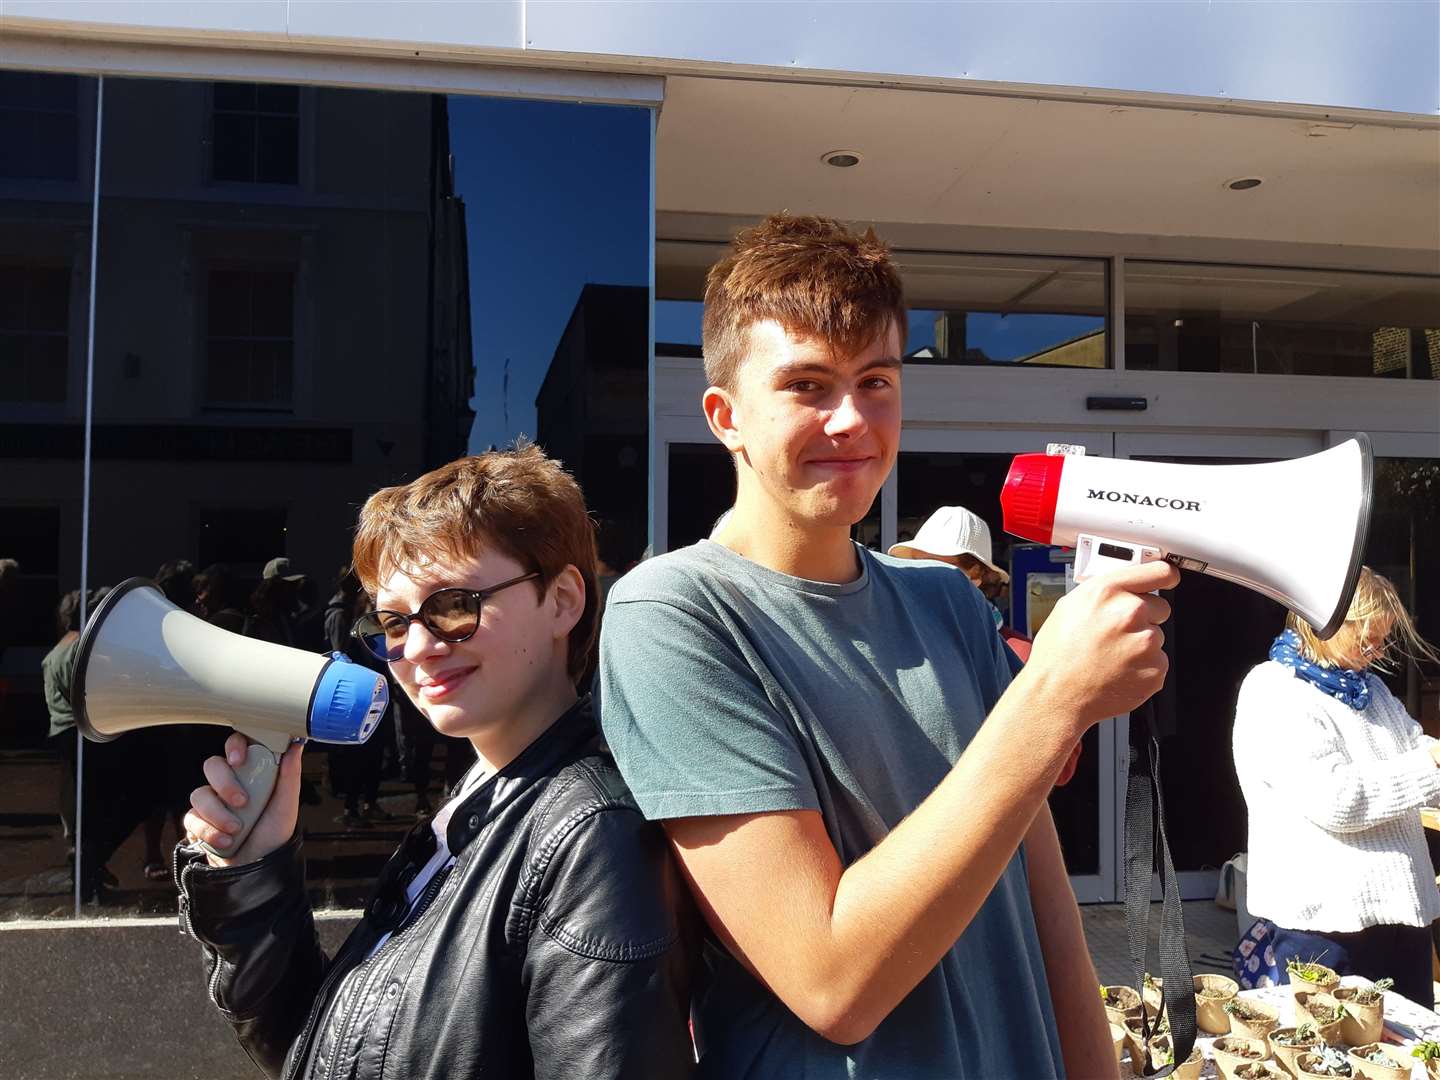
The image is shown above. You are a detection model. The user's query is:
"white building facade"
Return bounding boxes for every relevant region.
[0,0,1435,952]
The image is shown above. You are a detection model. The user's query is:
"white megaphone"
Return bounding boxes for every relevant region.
[72,577,389,856]
[1001,434,1372,638]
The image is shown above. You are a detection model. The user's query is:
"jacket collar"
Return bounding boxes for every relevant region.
[442,694,598,855]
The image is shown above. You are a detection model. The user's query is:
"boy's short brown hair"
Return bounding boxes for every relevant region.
[351,444,599,684]
[701,213,907,389]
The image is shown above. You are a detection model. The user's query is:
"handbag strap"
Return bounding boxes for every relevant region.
[1124,699,1197,1077]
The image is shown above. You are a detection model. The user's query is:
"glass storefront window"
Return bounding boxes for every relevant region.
[897,253,1107,368]
[1124,262,1440,378]
[667,443,733,551]
[0,70,97,920]
[657,242,1109,369]
[1370,457,1440,725]
[1,73,652,919]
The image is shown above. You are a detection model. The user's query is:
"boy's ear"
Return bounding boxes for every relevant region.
[548,564,586,639]
[703,385,745,454]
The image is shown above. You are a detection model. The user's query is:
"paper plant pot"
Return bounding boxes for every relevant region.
[1211,1035,1271,1080]
[1195,973,1239,1035]
[1345,1043,1410,1080]
[1148,1035,1203,1080]
[1234,1064,1287,1080]
[1266,1027,1323,1079]
[1296,1050,1355,1078]
[1291,992,1345,1047]
[1332,985,1384,1047]
[1287,962,1340,999]
[1225,997,1280,1042]
[1109,1022,1126,1070]
[1123,1017,1157,1078]
[1103,984,1143,1028]
[1142,977,1165,1018]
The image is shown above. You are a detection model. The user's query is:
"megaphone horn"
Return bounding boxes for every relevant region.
[1001,434,1372,639]
[72,578,389,856]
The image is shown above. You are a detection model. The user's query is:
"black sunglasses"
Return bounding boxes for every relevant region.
[350,572,540,662]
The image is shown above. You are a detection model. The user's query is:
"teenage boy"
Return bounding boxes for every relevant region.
[599,214,1177,1078]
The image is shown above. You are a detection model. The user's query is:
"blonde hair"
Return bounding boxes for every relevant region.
[1286,566,1440,672]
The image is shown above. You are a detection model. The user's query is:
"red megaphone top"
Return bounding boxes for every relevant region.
[1000,453,1067,544]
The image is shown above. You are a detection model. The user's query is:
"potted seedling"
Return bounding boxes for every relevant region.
[1412,1041,1440,1080]
[1345,1043,1409,1080]
[1294,1046,1353,1077]
[1286,957,1341,998]
[1269,1023,1324,1078]
[1143,972,1166,1018]
[1195,973,1240,1034]
[1292,992,1346,1047]
[1103,984,1145,1027]
[1332,979,1391,1047]
[1212,1035,1272,1080]
[1234,1065,1288,1080]
[1123,1012,1169,1077]
[1225,996,1282,1041]
[1148,1034,1203,1080]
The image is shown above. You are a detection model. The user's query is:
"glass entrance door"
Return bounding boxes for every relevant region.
[896,428,1121,901]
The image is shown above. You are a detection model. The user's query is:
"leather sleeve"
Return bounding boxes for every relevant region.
[519,804,698,1080]
[176,835,327,1079]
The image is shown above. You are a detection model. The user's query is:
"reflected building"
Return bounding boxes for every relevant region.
[1,77,474,745]
[535,283,648,541]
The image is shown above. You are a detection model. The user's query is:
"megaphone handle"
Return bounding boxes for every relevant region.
[196,739,281,860]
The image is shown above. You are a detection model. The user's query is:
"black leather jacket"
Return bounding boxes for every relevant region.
[177,699,697,1080]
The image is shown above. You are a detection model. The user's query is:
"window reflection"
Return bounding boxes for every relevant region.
[0,75,652,919]
[1371,459,1440,723]
[1,264,71,402]
[0,71,81,182]
[667,443,733,551]
[210,82,300,186]
[0,71,95,920]
[657,241,1108,368]
[1125,262,1440,378]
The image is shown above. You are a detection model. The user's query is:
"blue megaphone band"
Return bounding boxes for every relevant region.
[308,654,389,744]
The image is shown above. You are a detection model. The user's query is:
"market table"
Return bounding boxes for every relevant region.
[1120,978,1440,1079]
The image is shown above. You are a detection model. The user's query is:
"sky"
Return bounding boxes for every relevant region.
[448,97,650,453]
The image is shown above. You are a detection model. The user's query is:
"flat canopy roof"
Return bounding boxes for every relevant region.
[655,75,1440,267]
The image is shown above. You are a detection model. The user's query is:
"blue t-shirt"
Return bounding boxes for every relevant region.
[598,541,1064,1079]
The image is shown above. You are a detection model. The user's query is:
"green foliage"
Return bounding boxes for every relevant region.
[1275,1023,1320,1047]
[1285,955,1334,984]
[1351,978,1393,1006]
[1413,1041,1440,1062]
[1224,999,1268,1020]
[1302,1045,1352,1076]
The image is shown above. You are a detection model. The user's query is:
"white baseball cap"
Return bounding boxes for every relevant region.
[888,506,1010,583]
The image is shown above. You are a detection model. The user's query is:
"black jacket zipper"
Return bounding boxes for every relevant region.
[294,862,457,1080]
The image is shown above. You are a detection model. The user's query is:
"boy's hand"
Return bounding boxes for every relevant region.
[1021,559,1179,732]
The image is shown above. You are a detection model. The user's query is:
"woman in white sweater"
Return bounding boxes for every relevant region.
[1232,567,1440,1009]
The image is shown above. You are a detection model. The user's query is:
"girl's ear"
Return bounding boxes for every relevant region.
[549,564,586,640]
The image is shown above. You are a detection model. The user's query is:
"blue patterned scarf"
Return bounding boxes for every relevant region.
[1269,628,1370,711]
